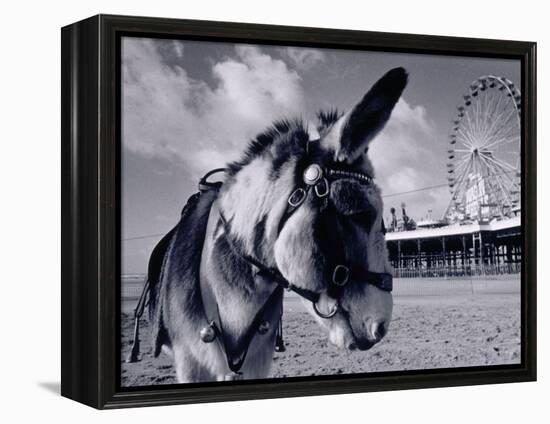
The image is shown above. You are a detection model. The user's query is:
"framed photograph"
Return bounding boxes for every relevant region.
[61,14,536,409]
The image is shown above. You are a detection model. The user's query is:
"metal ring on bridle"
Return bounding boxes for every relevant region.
[288,188,307,207]
[314,178,330,198]
[332,265,350,286]
[312,299,339,319]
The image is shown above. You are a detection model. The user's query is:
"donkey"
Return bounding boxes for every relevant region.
[147,67,408,382]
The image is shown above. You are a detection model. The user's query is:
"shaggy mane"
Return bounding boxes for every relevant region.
[316,108,342,135]
[227,118,308,176]
[227,110,343,176]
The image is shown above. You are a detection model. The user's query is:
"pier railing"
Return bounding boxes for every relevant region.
[392,262,521,279]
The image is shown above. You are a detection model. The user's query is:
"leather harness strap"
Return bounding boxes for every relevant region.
[219,211,322,304]
[200,269,283,374]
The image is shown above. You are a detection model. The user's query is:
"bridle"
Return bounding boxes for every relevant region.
[126,151,393,373]
[208,145,393,321]
[197,139,394,376]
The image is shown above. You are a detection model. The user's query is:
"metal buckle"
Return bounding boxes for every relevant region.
[332,265,350,286]
[314,178,330,198]
[313,299,339,319]
[288,188,307,207]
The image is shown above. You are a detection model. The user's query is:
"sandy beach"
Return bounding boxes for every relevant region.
[121,277,520,386]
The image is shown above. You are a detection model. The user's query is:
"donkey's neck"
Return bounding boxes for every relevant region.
[199,201,279,349]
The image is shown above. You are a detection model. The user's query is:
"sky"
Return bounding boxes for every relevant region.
[121,36,520,274]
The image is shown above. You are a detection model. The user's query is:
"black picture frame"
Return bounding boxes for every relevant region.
[61,14,537,409]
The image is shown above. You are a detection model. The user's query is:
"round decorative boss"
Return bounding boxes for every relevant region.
[303,164,323,185]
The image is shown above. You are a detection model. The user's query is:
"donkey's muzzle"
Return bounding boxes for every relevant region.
[353,321,387,351]
[366,319,388,344]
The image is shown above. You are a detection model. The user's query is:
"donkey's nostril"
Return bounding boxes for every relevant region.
[347,341,357,351]
[370,320,387,342]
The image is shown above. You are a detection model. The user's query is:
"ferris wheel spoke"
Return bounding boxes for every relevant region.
[489,164,518,188]
[480,103,515,145]
[484,164,516,187]
[453,154,472,173]
[492,164,520,188]
[477,91,489,138]
[491,105,518,136]
[482,139,520,154]
[450,167,471,203]
[463,104,474,130]
[485,174,505,207]
[473,94,483,136]
[478,153,505,183]
[484,123,520,142]
[481,124,519,151]
[493,124,521,143]
[481,156,520,193]
[486,89,507,126]
[463,109,479,145]
[452,165,470,197]
[472,100,483,142]
[456,132,474,150]
[452,162,470,179]
[481,152,518,173]
[481,134,520,152]
[483,123,520,143]
[504,176,521,193]
[479,89,495,136]
[498,150,521,156]
[481,107,518,147]
[457,126,477,149]
[451,157,474,201]
[484,95,507,140]
[478,155,513,206]
[485,91,516,128]
[493,175,514,206]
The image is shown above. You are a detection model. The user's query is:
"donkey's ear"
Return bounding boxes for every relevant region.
[329,67,408,162]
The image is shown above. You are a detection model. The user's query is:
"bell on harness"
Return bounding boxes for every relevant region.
[199,322,217,343]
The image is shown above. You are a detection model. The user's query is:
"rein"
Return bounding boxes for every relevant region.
[218,211,322,304]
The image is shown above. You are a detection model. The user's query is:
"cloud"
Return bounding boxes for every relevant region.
[282,47,326,70]
[367,99,448,218]
[172,40,184,58]
[122,39,447,219]
[122,40,306,178]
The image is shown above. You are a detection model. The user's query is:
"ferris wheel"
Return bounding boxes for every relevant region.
[444,75,521,223]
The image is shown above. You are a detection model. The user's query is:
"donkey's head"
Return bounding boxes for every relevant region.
[219,67,408,351]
